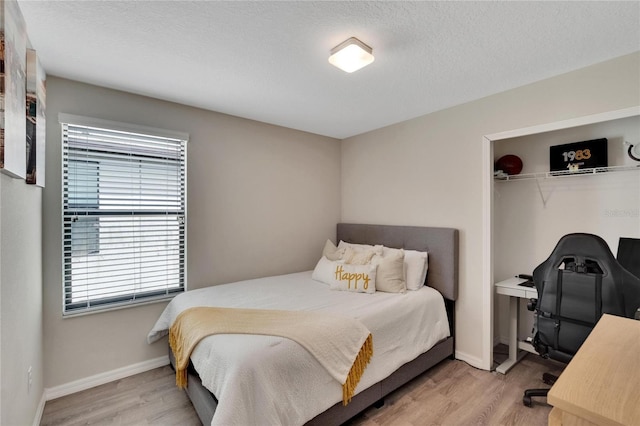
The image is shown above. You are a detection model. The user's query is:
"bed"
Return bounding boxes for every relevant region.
[147,223,458,425]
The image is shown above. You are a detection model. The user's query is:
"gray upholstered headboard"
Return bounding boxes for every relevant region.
[337,223,459,301]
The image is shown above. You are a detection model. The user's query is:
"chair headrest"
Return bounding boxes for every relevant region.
[533,233,617,282]
[546,233,616,267]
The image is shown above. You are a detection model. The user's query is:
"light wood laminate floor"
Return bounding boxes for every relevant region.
[41,347,561,426]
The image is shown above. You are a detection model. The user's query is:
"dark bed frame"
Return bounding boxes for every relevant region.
[169,223,459,425]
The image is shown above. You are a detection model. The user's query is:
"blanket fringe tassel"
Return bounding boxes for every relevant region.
[342,333,373,406]
[169,325,189,389]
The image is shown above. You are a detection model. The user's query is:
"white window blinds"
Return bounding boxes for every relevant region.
[61,115,187,315]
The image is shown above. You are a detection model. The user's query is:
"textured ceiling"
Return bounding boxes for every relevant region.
[17,1,640,139]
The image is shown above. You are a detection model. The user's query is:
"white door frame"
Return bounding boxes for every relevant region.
[481,106,640,370]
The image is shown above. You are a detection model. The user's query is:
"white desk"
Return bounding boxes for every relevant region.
[494,277,538,374]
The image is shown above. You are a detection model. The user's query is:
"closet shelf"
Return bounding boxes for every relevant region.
[494,164,640,182]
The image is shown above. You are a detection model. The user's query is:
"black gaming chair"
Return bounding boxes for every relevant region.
[523,233,640,407]
[617,237,640,281]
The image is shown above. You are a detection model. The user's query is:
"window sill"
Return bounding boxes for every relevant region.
[62,293,180,318]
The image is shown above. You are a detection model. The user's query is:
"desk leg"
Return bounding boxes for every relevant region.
[496,295,528,374]
[548,408,562,426]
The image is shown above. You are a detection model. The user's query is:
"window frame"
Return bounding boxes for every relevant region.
[59,113,188,316]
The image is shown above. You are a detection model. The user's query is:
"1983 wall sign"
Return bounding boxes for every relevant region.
[549,138,608,172]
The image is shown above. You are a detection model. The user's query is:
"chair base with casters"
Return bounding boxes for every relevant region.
[522,373,557,407]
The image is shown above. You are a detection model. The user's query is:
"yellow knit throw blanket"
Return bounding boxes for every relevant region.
[169,306,373,405]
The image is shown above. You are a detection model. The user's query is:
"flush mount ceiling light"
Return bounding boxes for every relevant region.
[328,37,374,73]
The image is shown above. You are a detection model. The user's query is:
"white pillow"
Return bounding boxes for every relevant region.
[322,239,345,261]
[381,246,428,290]
[404,250,429,290]
[371,249,406,293]
[343,247,377,265]
[312,257,376,294]
[338,241,383,254]
[312,256,335,284]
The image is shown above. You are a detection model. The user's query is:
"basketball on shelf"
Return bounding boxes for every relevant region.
[495,154,523,175]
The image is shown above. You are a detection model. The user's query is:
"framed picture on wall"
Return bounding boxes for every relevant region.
[0,0,27,179]
[26,48,45,187]
[1,32,5,169]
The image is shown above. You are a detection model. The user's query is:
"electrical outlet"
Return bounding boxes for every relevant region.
[27,366,33,394]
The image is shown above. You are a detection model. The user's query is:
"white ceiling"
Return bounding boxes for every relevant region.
[17,1,640,139]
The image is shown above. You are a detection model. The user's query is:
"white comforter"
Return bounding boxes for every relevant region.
[147,271,450,426]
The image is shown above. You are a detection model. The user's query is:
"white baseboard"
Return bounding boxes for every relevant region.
[32,391,46,426]
[45,355,169,401]
[454,350,487,370]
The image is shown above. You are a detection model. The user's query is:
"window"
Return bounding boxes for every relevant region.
[61,114,187,315]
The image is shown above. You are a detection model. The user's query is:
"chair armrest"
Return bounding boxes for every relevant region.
[527,298,537,312]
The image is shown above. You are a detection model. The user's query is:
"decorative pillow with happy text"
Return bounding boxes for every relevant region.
[330,262,376,294]
[312,257,376,294]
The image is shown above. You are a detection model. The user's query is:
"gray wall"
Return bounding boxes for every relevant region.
[42,77,341,389]
[341,52,640,368]
[1,174,44,426]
